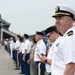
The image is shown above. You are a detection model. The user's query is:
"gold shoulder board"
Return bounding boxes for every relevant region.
[67,31,73,36]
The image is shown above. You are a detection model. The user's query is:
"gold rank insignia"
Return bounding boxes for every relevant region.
[67,31,73,36]
[55,6,60,12]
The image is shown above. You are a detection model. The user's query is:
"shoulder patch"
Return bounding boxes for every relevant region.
[38,42,41,44]
[67,31,73,36]
[56,43,60,47]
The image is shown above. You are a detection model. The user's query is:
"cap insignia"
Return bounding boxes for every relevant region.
[55,6,60,12]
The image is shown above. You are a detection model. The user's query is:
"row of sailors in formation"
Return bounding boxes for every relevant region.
[4,33,51,75]
[4,24,75,75]
[4,4,75,75]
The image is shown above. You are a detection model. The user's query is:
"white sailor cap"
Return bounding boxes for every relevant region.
[52,4,75,20]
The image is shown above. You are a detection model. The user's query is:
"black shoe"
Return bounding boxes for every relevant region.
[14,68,20,70]
[19,72,24,74]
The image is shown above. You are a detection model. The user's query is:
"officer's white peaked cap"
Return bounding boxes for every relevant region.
[52,4,75,20]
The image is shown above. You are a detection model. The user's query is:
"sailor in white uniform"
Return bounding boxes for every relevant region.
[52,4,75,75]
[34,31,46,75]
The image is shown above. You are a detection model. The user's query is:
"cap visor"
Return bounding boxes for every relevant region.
[52,14,66,18]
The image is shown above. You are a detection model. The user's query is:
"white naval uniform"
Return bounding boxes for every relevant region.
[19,42,25,54]
[23,39,31,75]
[15,39,20,50]
[10,40,14,58]
[24,39,31,53]
[46,36,63,73]
[51,26,75,75]
[12,42,15,50]
[34,39,46,62]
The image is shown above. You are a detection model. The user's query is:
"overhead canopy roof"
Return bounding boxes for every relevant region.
[0,15,10,29]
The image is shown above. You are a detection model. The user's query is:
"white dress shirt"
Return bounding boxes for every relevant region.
[46,36,63,73]
[24,39,31,53]
[34,39,46,62]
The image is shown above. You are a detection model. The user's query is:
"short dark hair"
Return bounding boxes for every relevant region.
[16,35,20,38]
[36,31,43,36]
[24,34,29,39]
[19,37,23,42]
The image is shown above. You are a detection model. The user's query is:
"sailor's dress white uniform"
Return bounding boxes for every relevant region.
[51,26,75,75]
[46,36,63,74]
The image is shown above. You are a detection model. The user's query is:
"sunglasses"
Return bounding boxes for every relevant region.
[47,32,53,37]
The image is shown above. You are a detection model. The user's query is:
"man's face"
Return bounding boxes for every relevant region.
[35,34,42,42]
[47,32,55,43]
[55,16,70,34]
[15,36,18,40]
[23,37,26,41]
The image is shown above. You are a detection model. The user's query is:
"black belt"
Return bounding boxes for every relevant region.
[35,61,41,63]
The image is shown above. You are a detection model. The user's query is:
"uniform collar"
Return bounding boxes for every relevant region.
[37,39,43,44]
[16,39,19,42]
[24,39,29,42]
[63,26,74,37]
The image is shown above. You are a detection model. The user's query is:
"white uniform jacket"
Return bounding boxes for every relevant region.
[51,26,75,75]
[34,39,46,62]
[46,36,63,73]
